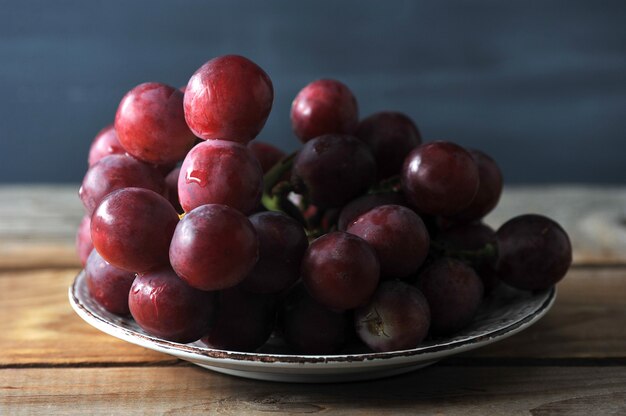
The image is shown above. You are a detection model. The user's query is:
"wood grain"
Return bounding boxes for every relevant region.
[468,266,626,359]
[0,186,83,269]
[0,242,79,270]
[1,266,624,367]
[1,365,625,415]
[0,268,172,366]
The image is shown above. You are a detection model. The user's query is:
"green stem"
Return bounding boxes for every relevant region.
[263,152,297,195]
[259,153,308,226]
[367,175,401,195]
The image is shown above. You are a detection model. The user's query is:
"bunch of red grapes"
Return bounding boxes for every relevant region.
[76,55,572,354]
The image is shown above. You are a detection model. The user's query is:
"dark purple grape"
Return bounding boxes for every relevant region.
[401,141,479,216]
[240,212,308,294]
[281,283,351,354]
[91,188,179,273]
[85,249,135,315]
[164,167,183,213]
[417,258,484,335]
[337,192,407,231]
[448,149,503,223]
[76,215,93,267]
[355,111,422,179]
[347,205,429,279]
[291,134,376,208]
[115,82,196,165]
[178,140,263,214]
[169,204,259,291]
[301,231,380,311]
[79,154,166,215]
[202,286,276,352]
[291,79,358,143]
[355,280,430,352]
[419,213,441,240]
[436,222,499,292]
[87,124,125,166]
[248,141,286,174]
[129,267,216,343]
[496,214,572,291]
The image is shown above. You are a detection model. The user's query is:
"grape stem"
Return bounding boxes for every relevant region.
[261,152,307,226]
[263,152,297,194]
[430,241,498,262]
[368,175,401,194]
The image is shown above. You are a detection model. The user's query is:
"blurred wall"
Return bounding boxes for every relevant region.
[1,0,625,184]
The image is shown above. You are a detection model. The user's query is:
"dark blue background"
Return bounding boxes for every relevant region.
[1,0,625,183]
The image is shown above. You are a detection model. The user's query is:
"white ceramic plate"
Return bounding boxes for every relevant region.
[69,270,555,383]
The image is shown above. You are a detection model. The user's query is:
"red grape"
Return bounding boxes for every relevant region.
[85,249,135,315]
[301,231,380,311]
[91,188,179,272]
[115,82,196,165]
[281,283,351,354]
[496,214,572,291]
[178,140,263,214]
[164,167,183,213]
[169,204,259,291]
[184,55,273,143]
[355,111,422,179]
[448,149,503,223]
[291,79,358,142]
[129,267,216,343]
[79,154,165,215]
[417,258,484,335]
[202,286,276,352]
[248,141,286,174]
[347,205,430,279]
[76,215,93,267]
[291,134,376,208]
[337,192,408,231]
[401,141,479,216]
[153,161,178,176]
[240,212,308,294]
[87,125,124,166]
[355,280,430,352]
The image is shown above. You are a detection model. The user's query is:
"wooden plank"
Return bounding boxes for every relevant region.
[1,366,625,415]
[1,266,624,367]
[1,185,626,268]
[468,266,626,359]
[0,242,80,270]
[0,186,83,238]
[0,186,83,269]
[0,268,172,366]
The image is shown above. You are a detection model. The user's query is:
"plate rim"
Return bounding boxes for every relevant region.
[69,270,556,367]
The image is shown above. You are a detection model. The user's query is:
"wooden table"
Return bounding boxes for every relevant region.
[1,185,625,415]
